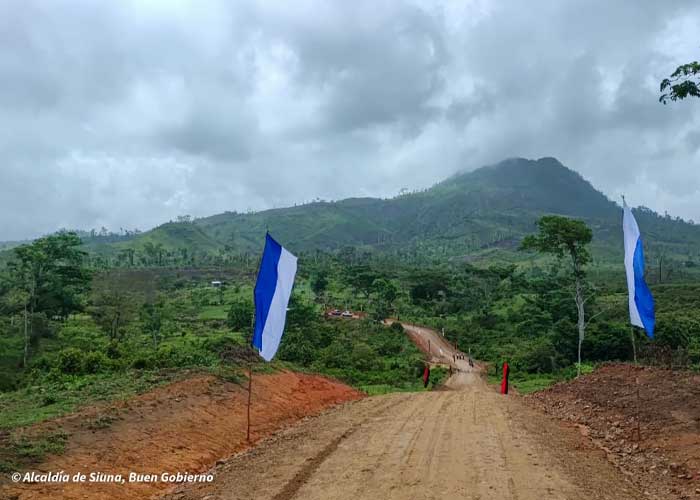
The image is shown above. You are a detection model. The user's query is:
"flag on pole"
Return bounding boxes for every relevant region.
[622,200,655,338]
[252,233,298,361]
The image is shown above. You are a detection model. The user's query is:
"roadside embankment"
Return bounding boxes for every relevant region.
[1,371,363,500]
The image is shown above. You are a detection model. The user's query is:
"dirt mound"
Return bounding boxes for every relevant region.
[526,363,700,500]
[1,371,363,500]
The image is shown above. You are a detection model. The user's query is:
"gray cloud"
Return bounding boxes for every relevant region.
[0,0,699,240]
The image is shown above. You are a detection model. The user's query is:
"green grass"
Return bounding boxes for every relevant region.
[487,363,596,394]
[512,375,559,394]
[0,370,177,430]
[360,382,430,395]
[359,366,449,395]
[361,383,419,395]
[198,305,229,320]
[0,430,69,471]
[10,430,68,460]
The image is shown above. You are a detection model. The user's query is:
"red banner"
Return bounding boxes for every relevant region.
[501,362,510,395]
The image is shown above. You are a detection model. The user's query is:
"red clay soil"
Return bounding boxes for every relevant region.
[1,371,363,500]
[526,363,700,500]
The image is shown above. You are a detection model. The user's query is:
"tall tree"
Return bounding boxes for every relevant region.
[520,216,593,376]
[370,278,398,320]
[89,279,137,341]
[660,60,700,103]
[7,232,91,366]
[141,301,163,348]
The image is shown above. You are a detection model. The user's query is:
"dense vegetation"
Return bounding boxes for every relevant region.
[2,158,700,465]
[0,234,448,437]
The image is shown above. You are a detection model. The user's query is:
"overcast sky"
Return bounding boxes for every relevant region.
[1,0,699,240]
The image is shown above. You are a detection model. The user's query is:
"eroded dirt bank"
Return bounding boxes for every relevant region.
[526,363,700,500]
[1,371,363,500]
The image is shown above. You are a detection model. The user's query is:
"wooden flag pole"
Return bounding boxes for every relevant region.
[635,373,641,442]
[246,361,253,442]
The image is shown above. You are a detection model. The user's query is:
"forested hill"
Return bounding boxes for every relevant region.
[81,157,700,266]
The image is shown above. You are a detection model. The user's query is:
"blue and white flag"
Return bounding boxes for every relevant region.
[622,201,655,338]
[252,233,298,361]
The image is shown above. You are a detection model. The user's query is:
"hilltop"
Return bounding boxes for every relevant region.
[73,157,700,266]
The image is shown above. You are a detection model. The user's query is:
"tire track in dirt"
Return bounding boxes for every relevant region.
[270,428,355,500]
[339,394,432,500]
[262,401,408,500]
[165,325,648,500]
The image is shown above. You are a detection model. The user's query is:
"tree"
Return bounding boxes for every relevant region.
[660,60,700,104]
[345,266,380,306]
[3,287,31,368]
[142,242,165,266]
[370,278,398,320]
[141,301,163,348]
[227,298,253,332]
[7,232,91,366]
[520,216,593,376]
[89,272,139,341]
[310,271,329,296]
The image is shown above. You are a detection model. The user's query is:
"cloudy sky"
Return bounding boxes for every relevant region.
[1,0,699,240]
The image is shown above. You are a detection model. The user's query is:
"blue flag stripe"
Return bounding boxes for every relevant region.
[252,234,282,351]
[632,238,655,337]
[623,201,655,339]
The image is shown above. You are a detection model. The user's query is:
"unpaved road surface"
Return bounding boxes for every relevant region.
[166,327,645,500]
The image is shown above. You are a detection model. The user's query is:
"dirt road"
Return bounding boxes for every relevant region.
[166,326,645,500]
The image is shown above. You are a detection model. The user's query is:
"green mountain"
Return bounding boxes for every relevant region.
[84,157,700,266]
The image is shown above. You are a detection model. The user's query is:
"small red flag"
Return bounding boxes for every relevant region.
[501,362,510,395]
[423,366,430,388]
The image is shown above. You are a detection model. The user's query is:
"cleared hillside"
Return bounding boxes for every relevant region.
[77,157,700,266]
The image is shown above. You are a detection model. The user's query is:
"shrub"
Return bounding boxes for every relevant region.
[42,393,58,406]
[153,344,214,368]
[82,352,109,374]
[54,348,110,375]
[389,322,405,333]
[512,338,565,373]
[0,372,17,392]
[227,299,253,331]
[131,355,155,370]
[202,333,243,354]
[105,341,124,360]
[56,348,85,375]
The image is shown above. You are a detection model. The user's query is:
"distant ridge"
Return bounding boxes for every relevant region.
[69,157,700,265]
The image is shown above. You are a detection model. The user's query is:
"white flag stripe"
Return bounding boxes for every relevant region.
[259,247,297,361]
[622,203,643,328]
